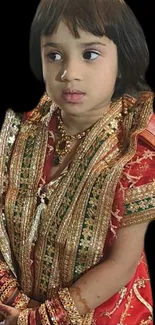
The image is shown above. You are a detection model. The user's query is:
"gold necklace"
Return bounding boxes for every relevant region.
[53,109,93,166]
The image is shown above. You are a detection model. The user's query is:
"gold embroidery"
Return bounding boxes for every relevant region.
[0,109,22,275]
[118,278,153,325]
[140,316,152,325]
[120,209,155,227]
[82,311,94,325]
[125,197,155,214]
[4,101,55,295]
[102,287,127,318]
[133,279,153,315]
[100,275,153,324]
[126,149,155,167]
[118,276,153,325]
[33,99,123,299]
[125,182,155,203]
[119,289,133,325]
[120,179,155,227]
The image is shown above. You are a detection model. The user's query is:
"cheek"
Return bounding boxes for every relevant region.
[94,67,117,89]
[43,64,60,88]
[42,59,54,80]
[42,66,54,87]
[102,62,118,87]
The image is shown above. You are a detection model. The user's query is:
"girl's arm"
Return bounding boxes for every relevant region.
[69,221,149,314]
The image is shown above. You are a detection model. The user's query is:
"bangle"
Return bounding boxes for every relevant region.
[45,298,70,325]
[0,274,13,287]
[45,300,59,325]
[17,308,31,325]
[54,298,70,325]
[0,278,17,295]
[12,291,30,310]
[58,288,83,325]
[0,279,18,302]
[29,309,37,325]
[38,303,51,325]
[0,269,9,280]
[4,287,19,306]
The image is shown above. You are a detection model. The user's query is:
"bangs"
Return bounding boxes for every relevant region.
[37,0,121,39]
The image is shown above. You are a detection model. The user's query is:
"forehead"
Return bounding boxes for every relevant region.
[41,20,110,46]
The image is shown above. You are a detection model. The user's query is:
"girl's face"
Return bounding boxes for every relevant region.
[41,21,118,116]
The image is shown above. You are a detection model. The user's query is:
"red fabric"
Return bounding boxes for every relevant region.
[94,256,153,325]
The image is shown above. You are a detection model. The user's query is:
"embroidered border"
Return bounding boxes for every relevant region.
[125,182,155,204]
[120,209,155,227]
[0,109,22,275]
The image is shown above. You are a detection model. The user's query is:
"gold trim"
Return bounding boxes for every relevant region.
[125,181,155,203]
[33,99,123,298]
[5,103,54,295]
[133,281,153,315]
[82,311,94,325]
[119,289,133,325]
[0,109,22,275]
[120,209,155,227]
[101,287,127,318]
[139,316,152,325]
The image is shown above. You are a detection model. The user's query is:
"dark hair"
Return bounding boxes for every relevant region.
[29,0,151,99]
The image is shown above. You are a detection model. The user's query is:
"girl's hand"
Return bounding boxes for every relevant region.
[0,303,20,325]
[0,298,40,324]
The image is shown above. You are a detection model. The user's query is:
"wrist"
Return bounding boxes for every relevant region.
[17,287,88,325]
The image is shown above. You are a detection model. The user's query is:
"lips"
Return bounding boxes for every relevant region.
[63,89,84,94]
[62,90,85,103]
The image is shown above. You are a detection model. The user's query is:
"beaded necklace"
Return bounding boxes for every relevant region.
[53,109,93,166]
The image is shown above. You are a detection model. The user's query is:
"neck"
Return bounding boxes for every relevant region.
[61,104,111,136]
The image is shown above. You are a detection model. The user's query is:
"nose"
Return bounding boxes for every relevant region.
[61,60,82,82]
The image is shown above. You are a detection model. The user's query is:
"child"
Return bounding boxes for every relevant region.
[0,0,154,324]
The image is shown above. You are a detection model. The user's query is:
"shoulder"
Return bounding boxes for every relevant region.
[138,113,155,150]
[0,109,23,192]
[0,108,23,140]
[123,140,154,188]
[24,93,53,122]
[116,115,155,227]
[122,113,155,188]
[119,140,155,226]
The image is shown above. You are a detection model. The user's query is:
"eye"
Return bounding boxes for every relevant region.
[46,52,62,61]
[83,51,100,60]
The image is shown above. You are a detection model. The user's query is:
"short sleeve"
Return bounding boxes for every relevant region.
[121,181,155,227]
[119,140,155,227]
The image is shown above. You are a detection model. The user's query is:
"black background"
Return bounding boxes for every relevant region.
[1,0,155,311]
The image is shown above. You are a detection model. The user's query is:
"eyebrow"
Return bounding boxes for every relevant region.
[42,41,107,48]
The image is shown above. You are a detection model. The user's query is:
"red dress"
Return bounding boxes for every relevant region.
[1,96,154,325]
[39,112,155,325]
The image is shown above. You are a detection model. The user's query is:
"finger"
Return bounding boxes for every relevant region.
[0,303,11,318]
